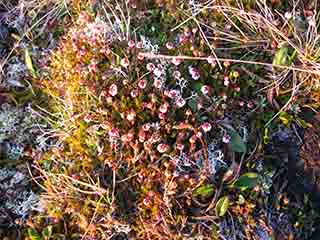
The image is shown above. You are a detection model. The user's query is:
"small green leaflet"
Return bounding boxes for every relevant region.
[227,129,247,153]
[193,184,214,197]
[233,172,259,191]
[42,225,53,238]
[272,46,288,68]
[25,48,37,78]
[215,196,229,217]
[28,228,42,240]
[188,99,198,112]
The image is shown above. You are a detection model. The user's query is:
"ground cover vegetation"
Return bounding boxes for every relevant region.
[0,0,319,239]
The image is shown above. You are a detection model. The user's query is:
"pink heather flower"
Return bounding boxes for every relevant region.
[142,123,151,131]
[130,89,139,98]
[201,122,212,132]
[83,114,92,123]
[157,143,169,153]
[147,102,153,109]
[247,101,254,108]
[109,128,119,138]
[138,130,146,142]
[158,112,165,120]
[197,102,203,109]
[127,132,134,141]
[168,89,178,99]
[109,84,118,96]
[143,196,151,206]
[154,79,162,89]
[189,67,200,80]
[128,40,135,48]
[166,42,174,50]
[179,35,188,44]
[121,134,129,142]
[176,98,186,108]
[120,58,130,68]
[196,131,203,138]
[222,134,231,143]
[159,104,169,113]
[88,62,97,73]
[207,56,215,65]
[126,111,136,121]
[176,143,184,151]
[137,52,145,61]
[239,101,245,107]
[136,41,143,49]
[172,57,182,66]
[223,76,230,86]
[201,85,210,95]
[234,86,241,92]
[147,63,155,72]
[138,79,147,89]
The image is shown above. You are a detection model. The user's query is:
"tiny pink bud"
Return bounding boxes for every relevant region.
[109,84,118,96]
[147,63,155,72]
[166,42,174,50]
[176,98,186,108]
[158,112,165,120]
[138,130,146,142]
[136,41,143,49]
[130,89,139,98]
[128,40,135,48]
[138,79,147,89]
[222,134,231,143]
[201,85,210,95]
[247,101,254,108]
[159,104,169,113]
[239,101,245,107]
[234,86,241,92]
[207,56,215,65]
[154,79,162,89]
[172,57,182,66]
[196,131,203,138]
[176,143,184,151]
[137,52,145,60]
[120,58,130,68]
[126,111,136,121]
[201,122,212,132]
[168,90,178,99]
[189,67,200,80]
[142,123,151,131]
[157,143,169,153]
[109,128,119,138]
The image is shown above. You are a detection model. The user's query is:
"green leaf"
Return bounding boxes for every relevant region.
[193,184,214,197]
[25,48,36,78]
[272,46,288,68]
[233,172,258,191]
[227,130,247,153]
[188,99,198,112]
[28,228,42,240]
[215,196,229,217]
[42,225,53,239]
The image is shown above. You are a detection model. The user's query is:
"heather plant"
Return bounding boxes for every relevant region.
[27,4,272,239]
